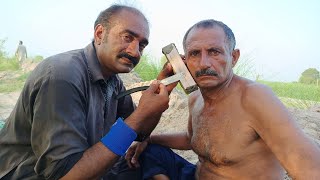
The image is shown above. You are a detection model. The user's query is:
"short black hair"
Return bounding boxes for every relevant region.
[94,4,148,31]
[183,19,236,52]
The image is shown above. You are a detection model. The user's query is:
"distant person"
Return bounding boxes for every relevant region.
[15,40,27,64]
[125,19,320,179]
[0,4,176,180]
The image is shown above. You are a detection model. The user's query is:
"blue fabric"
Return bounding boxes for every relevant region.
[140,144,196,180]
[0,120,5,130]
[101,118,137,156]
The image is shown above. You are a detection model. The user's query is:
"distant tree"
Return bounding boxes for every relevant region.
[298,68,319,84]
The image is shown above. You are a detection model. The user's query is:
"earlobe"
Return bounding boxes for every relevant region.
[232,49,240,67]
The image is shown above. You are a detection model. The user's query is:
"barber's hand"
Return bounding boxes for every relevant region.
[157,62,178,94]
[125,139,149,168]
[157,54,187,94]
[125,80,169,134]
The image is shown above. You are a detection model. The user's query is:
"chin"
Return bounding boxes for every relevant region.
[197,81,220,89]
[117,64,134,73]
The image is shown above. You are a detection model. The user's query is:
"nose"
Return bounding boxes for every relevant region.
[199,52,210,69]
[126,40,141,59]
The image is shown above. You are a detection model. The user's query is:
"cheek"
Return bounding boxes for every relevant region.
[216,59,233,76]
[186,61,198,77]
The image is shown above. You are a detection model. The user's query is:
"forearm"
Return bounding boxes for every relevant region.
[149,132,191,150]
[287,139,320,179]
[61,142,119,180]
[61,114,142,179]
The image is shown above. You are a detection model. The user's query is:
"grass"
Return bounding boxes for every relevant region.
[260,81,320,102]
[134,54,320,109]
[134,54,185,91]
[0,58,20,71]
[134,54,162,81]
[260,81,320,109]
[0,72,30,93]
[0,52,318,109]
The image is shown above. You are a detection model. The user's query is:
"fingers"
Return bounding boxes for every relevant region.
[147,80,160,93]
[125,147,135,168]
[131,140,149,168]
[131,154,140,168]
[158,83,169,97]
[157,63,174,80]
[180,54,186,62]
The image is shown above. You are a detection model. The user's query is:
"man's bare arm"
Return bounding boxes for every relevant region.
[61,112,144,180]
[244,84,320,179]
[148,93,197,150]
[150,132,191,150]
[61,82,170,179]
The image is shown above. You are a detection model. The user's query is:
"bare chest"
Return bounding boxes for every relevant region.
[190,104,258,166]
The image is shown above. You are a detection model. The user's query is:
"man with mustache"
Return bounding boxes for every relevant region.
[126,19,320,179]
[0,4,174,180]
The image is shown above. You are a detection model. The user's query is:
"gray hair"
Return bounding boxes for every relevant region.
[183,19,236,52]
[94,4,148,31]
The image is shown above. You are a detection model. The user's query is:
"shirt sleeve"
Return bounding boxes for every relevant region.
[30,64,88,179]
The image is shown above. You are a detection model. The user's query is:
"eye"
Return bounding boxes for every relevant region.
[189,50,200,57]
[121,34,134,43]
[208,48,220,56]
[139,43,147,52]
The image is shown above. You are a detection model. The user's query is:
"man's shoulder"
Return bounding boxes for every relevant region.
[33,48,88,82]
[239,77,277,111]
[241,80,272,98]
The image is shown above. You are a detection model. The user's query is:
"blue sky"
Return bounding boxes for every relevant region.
[1,0,319,82]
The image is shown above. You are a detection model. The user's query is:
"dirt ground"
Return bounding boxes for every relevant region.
[0,64,319,179]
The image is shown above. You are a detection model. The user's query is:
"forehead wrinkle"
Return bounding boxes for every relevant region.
[186,28,229,53]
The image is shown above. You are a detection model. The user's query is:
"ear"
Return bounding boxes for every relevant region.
[94,24,104,45]
[231,49,240,67]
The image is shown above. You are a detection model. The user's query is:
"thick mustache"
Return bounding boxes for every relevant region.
[195,69,218,77]
[117,52,139,66]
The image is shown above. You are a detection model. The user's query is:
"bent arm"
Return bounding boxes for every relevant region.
[148,94,195,150]
[61,82,170,179]
[150,132,191,150]
[61,113,144,180]
[245,84,320,179]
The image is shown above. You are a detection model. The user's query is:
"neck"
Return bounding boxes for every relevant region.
[93,42,114,80]
[200,73,235,103]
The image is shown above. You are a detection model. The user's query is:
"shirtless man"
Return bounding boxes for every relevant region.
[125,19,320,179]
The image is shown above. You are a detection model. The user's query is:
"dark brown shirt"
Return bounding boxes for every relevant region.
[0,42,135,179]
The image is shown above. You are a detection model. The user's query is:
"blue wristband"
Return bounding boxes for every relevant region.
[101,117,137,156]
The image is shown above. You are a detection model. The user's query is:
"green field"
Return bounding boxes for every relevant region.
[0,54,319,109]
[133,56,320,109]
[259,81,320,109]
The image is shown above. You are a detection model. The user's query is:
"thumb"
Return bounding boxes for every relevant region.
[147,80,160,93]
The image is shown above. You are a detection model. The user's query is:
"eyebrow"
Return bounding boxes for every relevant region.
[122,29,149,46]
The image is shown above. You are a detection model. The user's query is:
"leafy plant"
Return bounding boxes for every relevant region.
[299,68,319,84]
[134,54,162,81]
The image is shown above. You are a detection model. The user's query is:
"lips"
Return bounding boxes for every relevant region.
[120,57,133,65]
